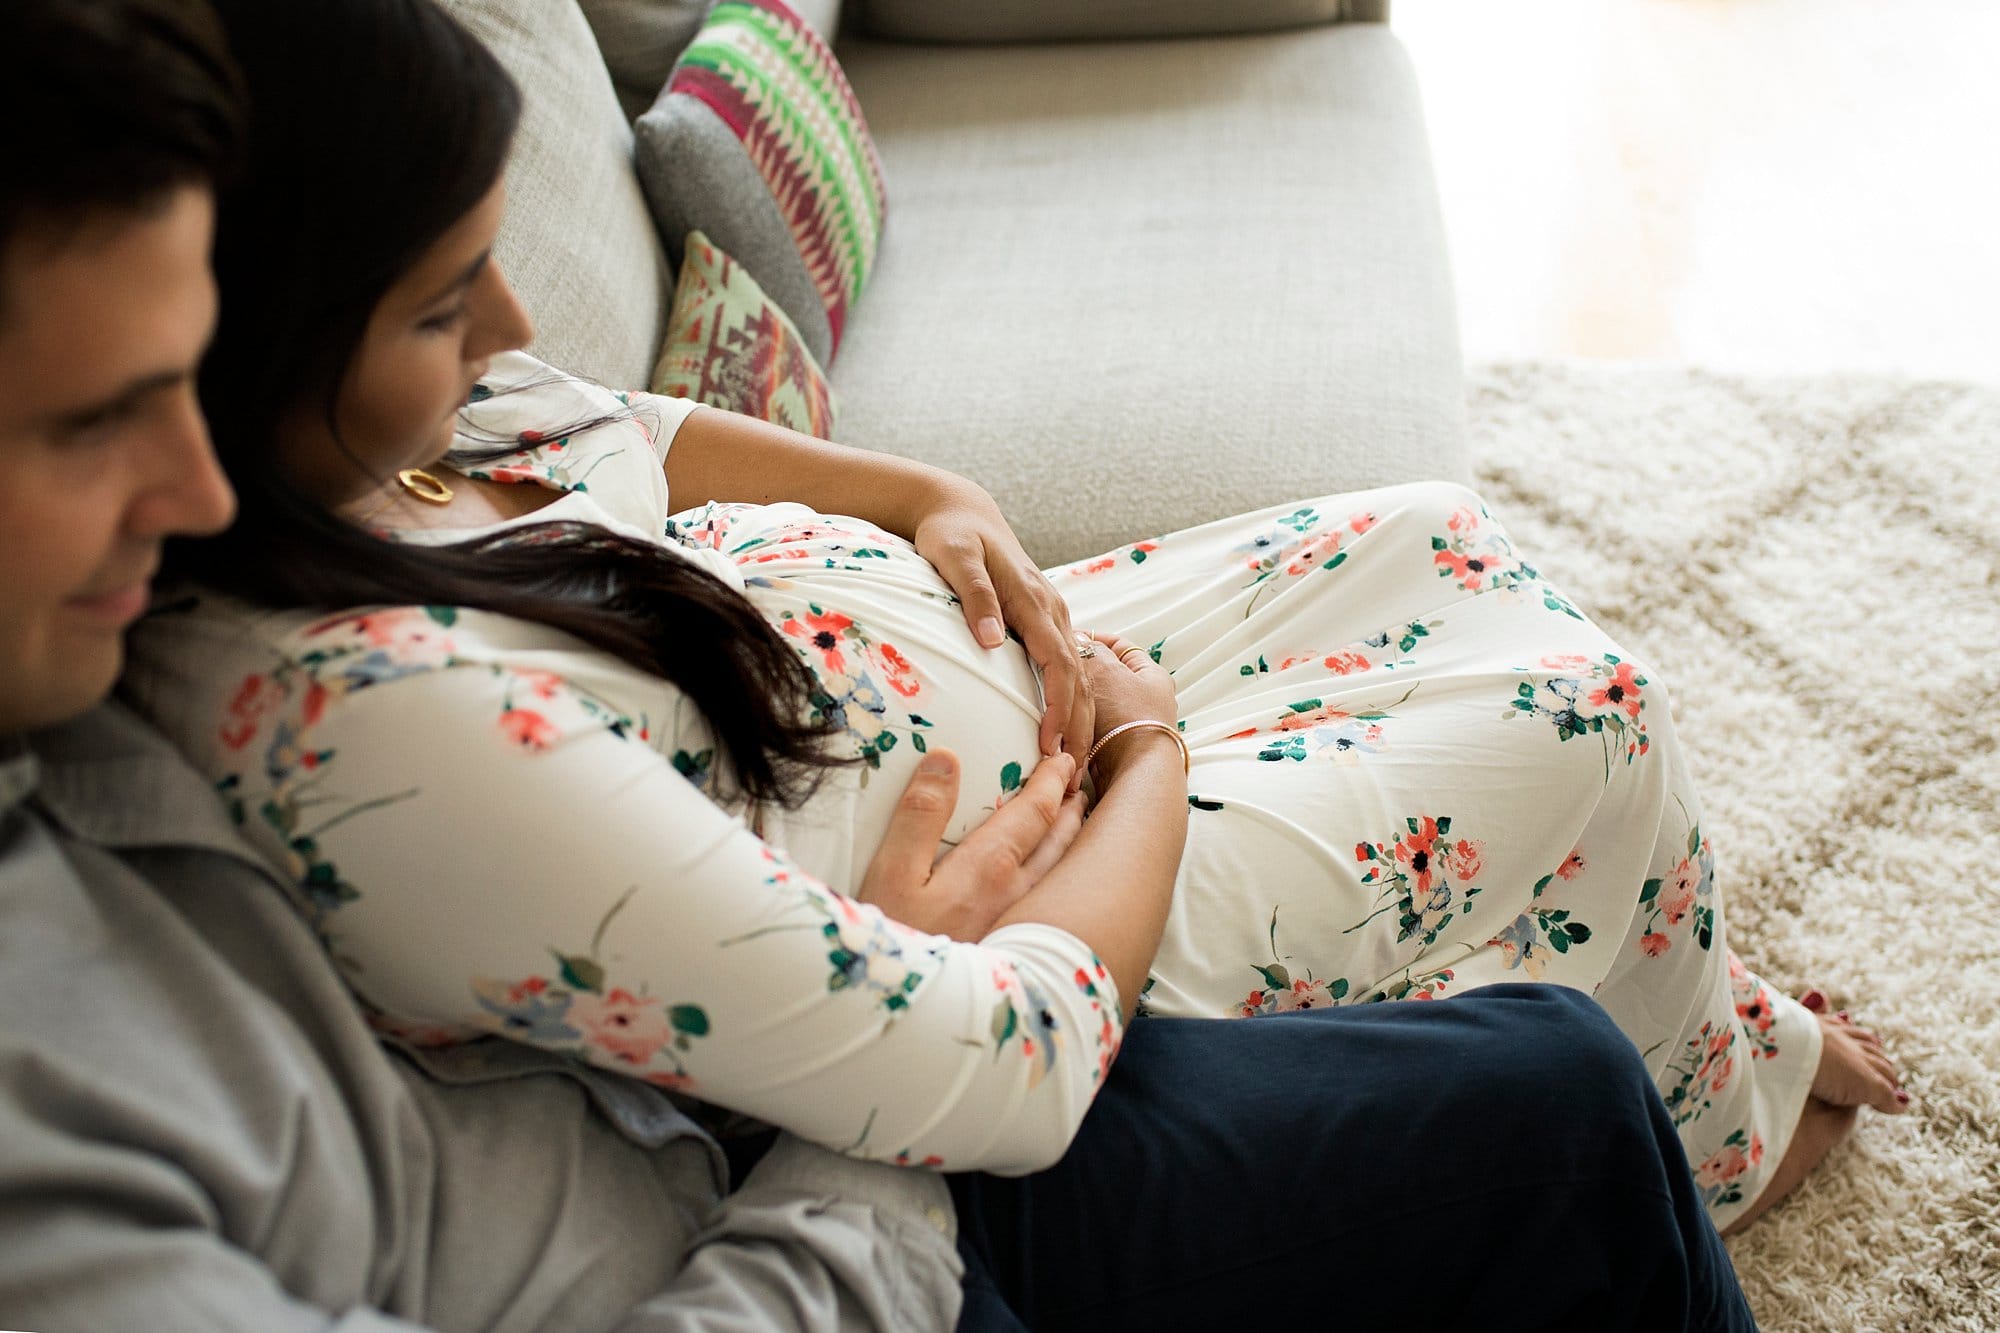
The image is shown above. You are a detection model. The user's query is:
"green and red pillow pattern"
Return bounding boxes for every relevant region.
[652,230,838,439]
[636,0,887,381]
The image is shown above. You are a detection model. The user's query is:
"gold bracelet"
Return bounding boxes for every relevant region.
[1084,719,1190,777]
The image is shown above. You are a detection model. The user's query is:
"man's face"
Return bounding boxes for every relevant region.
[0,185,235,734]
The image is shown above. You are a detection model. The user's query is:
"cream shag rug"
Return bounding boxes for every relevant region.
[1465,361,2000,1332]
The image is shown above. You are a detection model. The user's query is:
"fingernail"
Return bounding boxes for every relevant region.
[920,752,954,775]
[977,617,1003,647]
[1800,989,1827,1012]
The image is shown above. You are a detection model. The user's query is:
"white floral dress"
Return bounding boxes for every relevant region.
[128,352,1816,1221]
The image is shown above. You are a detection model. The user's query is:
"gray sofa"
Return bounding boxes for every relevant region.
[442,0,1466,564]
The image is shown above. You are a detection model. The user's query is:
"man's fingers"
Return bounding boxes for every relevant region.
[858,749,961,901]
[974,751,1074,865]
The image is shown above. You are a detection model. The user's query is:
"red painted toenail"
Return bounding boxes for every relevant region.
[1838,1010,1851,1022]
[1895,1089,1911,1104]
[1800,990,1827,1012]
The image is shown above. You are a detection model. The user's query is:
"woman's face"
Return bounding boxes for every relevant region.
[279,179,533,507]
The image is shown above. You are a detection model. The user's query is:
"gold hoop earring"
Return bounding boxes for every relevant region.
[396,468,455,505]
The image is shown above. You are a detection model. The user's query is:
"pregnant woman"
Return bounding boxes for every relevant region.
[128,0,1901,1268]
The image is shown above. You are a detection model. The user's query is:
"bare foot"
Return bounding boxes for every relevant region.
[1721,1008,1911,1237]
[1810,1012,1907,1115]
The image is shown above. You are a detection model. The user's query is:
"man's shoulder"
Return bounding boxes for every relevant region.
[21,701,270,860]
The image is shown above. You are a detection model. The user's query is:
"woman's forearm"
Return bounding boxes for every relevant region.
[663,408,969,538]
[984,736,1189,1023]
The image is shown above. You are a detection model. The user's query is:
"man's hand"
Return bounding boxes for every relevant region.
[856,748,1084,941]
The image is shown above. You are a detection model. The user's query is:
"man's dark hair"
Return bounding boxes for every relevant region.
[0,0,243,260]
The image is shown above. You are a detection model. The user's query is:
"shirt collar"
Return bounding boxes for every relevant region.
[0,736,37,815]
[20,700,256,858]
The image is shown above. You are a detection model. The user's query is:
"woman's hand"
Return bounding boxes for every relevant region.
[1074,630,1180,790]
[911,483,1093,764]
[856,748,1085,941]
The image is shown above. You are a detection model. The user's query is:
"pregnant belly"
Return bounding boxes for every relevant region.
[678,502,1048,893]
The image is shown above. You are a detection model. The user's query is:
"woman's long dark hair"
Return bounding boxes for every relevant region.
[176,0,843,806]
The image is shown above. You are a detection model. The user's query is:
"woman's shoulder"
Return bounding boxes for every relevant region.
[144,594,627,692]
[129,594,681,789]
[459,350,697,472]
[129,595,577,739]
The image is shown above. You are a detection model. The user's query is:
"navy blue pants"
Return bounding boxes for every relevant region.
[949,985,1757,1331]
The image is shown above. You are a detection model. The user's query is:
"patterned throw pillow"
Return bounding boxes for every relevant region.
[651,230,839,439]
[634,0,887,367]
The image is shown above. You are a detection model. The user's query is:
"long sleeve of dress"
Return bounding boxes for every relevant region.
[193,607,1122,1176]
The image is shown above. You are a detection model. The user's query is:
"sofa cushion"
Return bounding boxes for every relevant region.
[440,0,667,390]
[634,0,887,368]
[653,230,839,438]
[580,0,846,121]
[830,25,1466,564]
[854,0,1346,44]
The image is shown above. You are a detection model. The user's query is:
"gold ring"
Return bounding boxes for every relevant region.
[1118,647,1151,666]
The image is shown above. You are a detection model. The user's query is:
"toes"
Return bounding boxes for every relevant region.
[1865,1048,1900,1085]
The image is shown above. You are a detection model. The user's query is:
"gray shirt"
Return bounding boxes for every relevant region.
[0,705,961,1332]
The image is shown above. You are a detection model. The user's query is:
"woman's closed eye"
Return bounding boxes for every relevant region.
[419,304,469,334]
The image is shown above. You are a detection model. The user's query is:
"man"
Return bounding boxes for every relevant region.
[0,3,1759,1330]
[0,3,962,1328]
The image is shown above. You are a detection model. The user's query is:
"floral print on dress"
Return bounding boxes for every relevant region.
[1504,652,1654,779]
[1237,647,1375,678]
[211,606,467,920]
[1226,683,1416,763]
[1637,807,1716,957]
[1237,908,1351,1016]
[461,444,618,495]
[1360,617,1446,672]
[1488,855,1596,981]
[1430,500,1582,619]
[722,844,945,1016]
[1074,959,1120,1085]
[470,886,711,1088]
[1232,505,1377,617]
[1370,963,1457,1003]
[1661,1020,1738,1128]
[1067,537,1162,577]
[210,606,654,923]
[1348,815,1487,949]
[983,951,1121,1086]
[776,602,935,769]
[669,502,924,578]
[1729,953,1783,1061]
[1693,1129,1765,1212]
